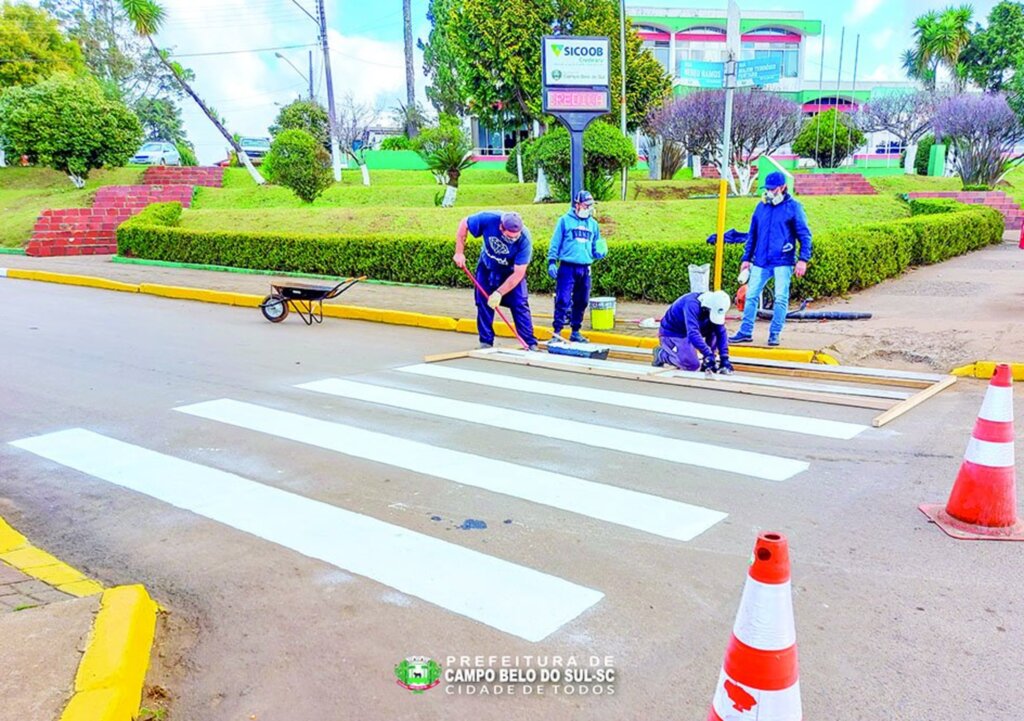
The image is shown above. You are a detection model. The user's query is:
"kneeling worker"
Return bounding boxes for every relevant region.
[652,290,734,374]
[453,210,539,350]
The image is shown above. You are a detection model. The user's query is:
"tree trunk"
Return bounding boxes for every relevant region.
[360,162,371,186]
[736,164,754,196]
[68,173,86,189]
[516,150,524,183]
[904,142,918,175]
[403,0,417,139]
[441,185,458,207]
[148,38,265,185]
[534,167,551,203]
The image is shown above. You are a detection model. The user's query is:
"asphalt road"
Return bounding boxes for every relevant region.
[1,279,1022,721]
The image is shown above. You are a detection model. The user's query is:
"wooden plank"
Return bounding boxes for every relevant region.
[424,350,474,363]
[470,350,894,411]
[596,343,938,388]
[871,375,958,428]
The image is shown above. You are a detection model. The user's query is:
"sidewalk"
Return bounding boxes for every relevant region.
[2,231,1022,373]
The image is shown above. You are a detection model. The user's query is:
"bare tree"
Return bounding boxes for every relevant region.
[650,90,802,195]
[859,91,938,174]
[335,94,381,186]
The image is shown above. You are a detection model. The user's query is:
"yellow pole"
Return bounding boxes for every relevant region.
[713,178,728,291]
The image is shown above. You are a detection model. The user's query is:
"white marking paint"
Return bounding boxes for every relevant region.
[398,363,866,440]
[175,399,727,541]
[0,268,8,278]
[10,429,603,642]
[297,379,809,482]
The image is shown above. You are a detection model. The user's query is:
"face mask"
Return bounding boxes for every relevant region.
[764,190,785,206]
[576,207,592,219]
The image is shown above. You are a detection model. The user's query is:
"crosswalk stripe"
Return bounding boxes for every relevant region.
[397,364,867,440]
[10,429,603,642]
[175,398,727,541]
[297,379,809,482]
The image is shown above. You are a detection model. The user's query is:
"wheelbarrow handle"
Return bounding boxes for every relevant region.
[460,265,529,350]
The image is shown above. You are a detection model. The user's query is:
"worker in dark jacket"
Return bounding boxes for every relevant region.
[653,290,733,373]
[729,171,812,347]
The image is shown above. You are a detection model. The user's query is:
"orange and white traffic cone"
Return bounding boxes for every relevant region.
[708,532,801,721]
[920,363,1024,540]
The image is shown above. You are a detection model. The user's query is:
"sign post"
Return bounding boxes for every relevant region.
[713,0,742,292]
[543,36,612,201]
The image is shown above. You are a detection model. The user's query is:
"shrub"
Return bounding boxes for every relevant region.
[792,109,866,169]
[262,129,333,203]
[119,200,1003,304]
[269,100,330,146]
[915,134,935,175]
[176,142,198,167]
[531,123,637,201]
[381,135,413,151]
[414,116,476,206]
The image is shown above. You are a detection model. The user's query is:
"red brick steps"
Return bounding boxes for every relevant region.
[793,173,877,196]
[142,165,224,188]
[908,190,1023,231]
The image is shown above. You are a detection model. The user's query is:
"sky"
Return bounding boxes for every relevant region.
[144,0,1003,163]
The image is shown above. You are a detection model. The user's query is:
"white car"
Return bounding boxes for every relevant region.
[132,142,181,166]
[239,137,272,164]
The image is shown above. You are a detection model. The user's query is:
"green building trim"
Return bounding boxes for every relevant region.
[632,15,822,36]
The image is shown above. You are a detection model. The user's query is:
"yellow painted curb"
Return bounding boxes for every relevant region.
[0,517,102,598]
[952,362,1024,380]
[4,271,840,365]
[61,585,158,721]
[5,269,138,294]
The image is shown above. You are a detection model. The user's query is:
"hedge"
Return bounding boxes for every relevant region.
[117,199,1003,304]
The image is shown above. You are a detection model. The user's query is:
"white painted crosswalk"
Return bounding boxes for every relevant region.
[9,428,603,642]
[175,398,727,541]
[8,358,863,642]
[297,378,809,481]
[396,363,867,440]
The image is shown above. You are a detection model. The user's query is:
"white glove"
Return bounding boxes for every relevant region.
[487,291,502,309]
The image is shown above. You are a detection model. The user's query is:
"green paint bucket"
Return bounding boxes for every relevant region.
[589,296,616,331]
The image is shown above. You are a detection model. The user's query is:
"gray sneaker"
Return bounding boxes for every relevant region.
[479,342,493,349]
[652,347,664,367]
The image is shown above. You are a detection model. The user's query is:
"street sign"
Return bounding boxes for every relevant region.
[736,58,782,87]
[677,60,725,89]
[543,88,611,113]
[543,36,610,87]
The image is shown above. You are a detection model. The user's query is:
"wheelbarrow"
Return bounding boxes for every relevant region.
[259,277,365,325]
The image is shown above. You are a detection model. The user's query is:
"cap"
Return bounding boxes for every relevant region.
[765,171,787,190]
[500,212,523,233]
[699,290,731,325]
[573,190,595,206]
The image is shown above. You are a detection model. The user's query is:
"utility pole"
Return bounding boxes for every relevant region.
[713,0,740,292]
[308,50,315,101]
[619,0,628,200]
[316,0,343,181]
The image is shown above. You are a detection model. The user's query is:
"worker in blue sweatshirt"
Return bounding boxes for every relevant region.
[652,290,734,373]
[547,190,608,343]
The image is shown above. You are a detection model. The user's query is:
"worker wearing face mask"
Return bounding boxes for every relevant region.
[729,171,812,347]
[547,190,608,344]
[454,210,539,350]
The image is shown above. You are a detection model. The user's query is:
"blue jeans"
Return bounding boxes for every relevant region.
[553,262,591,333]
[738,264,793,337]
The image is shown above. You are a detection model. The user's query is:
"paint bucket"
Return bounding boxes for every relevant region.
[589,296,616,331]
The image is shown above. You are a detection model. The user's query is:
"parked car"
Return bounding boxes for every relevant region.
[239,137,272,164]
[131,141,181,165]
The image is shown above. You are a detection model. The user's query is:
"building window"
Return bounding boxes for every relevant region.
[642,40,671,74]
[753,48,799,78]
[677,41,726,64]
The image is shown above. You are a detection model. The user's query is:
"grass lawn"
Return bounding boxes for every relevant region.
[1002,165,1024,205]
[868,175,962,195]
[180,193,910,243]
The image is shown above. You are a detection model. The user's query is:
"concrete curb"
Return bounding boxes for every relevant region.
[1,516,157,721]
[0,517,103,597]
[0,267,840,365]
[60,586,158,721]
[951,362,1024,380]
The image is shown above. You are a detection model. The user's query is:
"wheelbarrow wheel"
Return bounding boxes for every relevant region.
[260,294,289,323]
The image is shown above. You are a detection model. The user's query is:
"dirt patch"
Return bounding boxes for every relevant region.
[632,181,719,201]
[140,607,202,721]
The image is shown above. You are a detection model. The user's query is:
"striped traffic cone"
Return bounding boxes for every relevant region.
[920,363,1024,541]
[708,531,801,721]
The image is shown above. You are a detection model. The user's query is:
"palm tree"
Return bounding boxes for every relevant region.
[906,5,974,91]
[117,0,265,184]
[402,0,417,138]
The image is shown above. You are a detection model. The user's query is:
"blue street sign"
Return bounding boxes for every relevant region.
[736,58,782,87]
[677,60,725,88]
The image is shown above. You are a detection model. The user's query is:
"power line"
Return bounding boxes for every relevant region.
[171,42,317,59]
[329,48,403,69]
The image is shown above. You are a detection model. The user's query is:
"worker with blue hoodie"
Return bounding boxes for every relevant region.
[729,171,812,347]
[547,190,608,343]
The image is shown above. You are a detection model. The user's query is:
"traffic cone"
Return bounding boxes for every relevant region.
[920,363,1024,541]
[708,532,801,721]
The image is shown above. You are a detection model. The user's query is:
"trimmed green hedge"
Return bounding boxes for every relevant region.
[118,199,1004,304]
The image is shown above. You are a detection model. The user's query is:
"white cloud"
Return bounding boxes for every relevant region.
[844,0,884,26]
[871,28,895,51]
